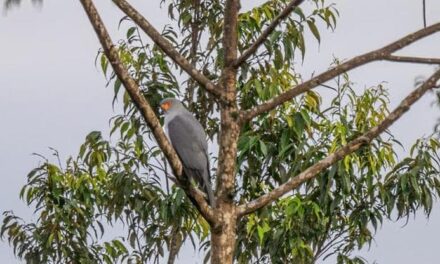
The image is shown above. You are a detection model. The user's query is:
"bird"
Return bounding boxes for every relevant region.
[160,98,215,207]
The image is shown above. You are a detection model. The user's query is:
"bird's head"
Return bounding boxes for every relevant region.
[159,98,183,114]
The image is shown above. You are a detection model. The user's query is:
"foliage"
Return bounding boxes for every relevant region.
[2,0,440,263]
[235,73,440,263]
[2,0,41,10]
[2,130,209,263]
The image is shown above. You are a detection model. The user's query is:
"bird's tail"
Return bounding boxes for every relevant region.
[204,180,216,208]
[183,168,216,208]
[202,167,215,208]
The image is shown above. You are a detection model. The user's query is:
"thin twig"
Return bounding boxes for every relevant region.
[423,0,427,28]
[164,154,170,195]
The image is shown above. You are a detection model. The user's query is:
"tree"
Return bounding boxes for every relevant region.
[2,0,440,263]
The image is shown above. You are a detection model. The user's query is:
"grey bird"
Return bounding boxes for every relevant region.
[160,98,215,207]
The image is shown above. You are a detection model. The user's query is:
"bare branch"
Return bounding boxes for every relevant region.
[423,0,427,28]
[234,0,305,68]
[112,0,226,101]
[167,228,183,264]
[79,0,215,224]
[240,22,440,121]
[237,68,440,217]
[384,54,440,64]
[185,0,201,111]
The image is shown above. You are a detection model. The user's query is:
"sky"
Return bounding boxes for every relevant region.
[1,0,440,263]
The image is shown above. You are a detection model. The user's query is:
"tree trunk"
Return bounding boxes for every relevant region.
[211,0,240,262]
[210,106,240,263]
[211,103,240,263]
[210,204,237,264]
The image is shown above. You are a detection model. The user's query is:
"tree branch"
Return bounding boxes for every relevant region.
[423,0,427,28]
[79,0,215,224]
[234,0,305,68]
[167,228,183,264]
[185,0,201,111]
[237,68,440,217]
[240,22,440,121]
[384,54,440,64]
[111,0,226,101]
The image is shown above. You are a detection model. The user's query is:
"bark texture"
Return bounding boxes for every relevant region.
[211,0,241,263]
[211,206,237,264]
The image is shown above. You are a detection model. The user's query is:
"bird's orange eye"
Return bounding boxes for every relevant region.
[161,101,171,111]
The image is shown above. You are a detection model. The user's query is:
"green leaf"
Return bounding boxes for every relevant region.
[274,48,283,69]
[100,54,108,76]
[126,26,136,39]
[307,19,321,43]
[259,140,268,156]
[257,222,270,246]
[255,79,264,98]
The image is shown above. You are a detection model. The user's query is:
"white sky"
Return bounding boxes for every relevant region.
[1,0,439,263]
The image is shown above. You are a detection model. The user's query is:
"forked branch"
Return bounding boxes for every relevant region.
[237,68,440,217]
[240,22,440,121]
[79,0,215,224]
[112,0,225,101]
[234,0,305,68]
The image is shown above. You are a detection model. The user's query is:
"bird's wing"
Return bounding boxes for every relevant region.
[167,114,215,206]
[167,114,208,172]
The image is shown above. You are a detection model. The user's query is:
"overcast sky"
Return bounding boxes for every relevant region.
[1,0,440,263]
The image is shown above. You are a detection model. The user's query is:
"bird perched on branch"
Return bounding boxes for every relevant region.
[160,98,215,207]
